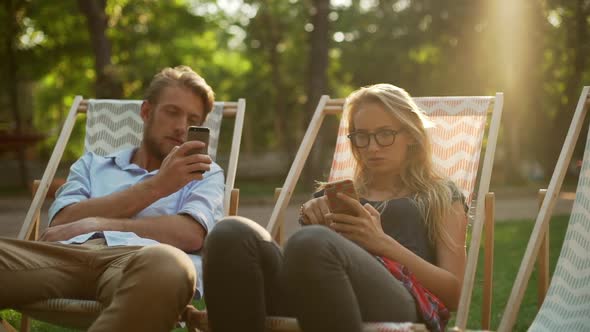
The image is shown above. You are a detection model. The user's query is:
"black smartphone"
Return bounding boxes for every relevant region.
[186,126,210,173]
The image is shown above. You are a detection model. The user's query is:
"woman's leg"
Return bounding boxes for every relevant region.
[282,226,418,332]
[203,216,286,332]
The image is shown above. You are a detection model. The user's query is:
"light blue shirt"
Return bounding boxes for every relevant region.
[48,148,225,296]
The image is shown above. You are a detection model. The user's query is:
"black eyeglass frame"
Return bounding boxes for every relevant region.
[347,129,403,148]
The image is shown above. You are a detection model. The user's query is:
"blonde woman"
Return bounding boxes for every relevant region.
[202,84,468,332]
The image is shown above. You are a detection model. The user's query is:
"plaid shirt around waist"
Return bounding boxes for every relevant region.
[376,256,450,332]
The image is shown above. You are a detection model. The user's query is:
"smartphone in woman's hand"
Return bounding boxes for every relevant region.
[324,179,359,216]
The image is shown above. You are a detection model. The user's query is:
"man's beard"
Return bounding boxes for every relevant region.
[143,123,167,162]
[144,135,167,162]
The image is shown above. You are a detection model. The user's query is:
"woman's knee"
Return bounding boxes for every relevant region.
[283,226,339,266]
[206,216,271,249]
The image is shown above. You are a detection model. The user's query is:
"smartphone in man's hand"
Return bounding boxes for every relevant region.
[324,179,359,216]
[186,126,210,173]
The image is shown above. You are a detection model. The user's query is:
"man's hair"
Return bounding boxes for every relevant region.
[144,66,215,115]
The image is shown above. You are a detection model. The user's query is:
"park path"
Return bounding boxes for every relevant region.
[0,187,575,240]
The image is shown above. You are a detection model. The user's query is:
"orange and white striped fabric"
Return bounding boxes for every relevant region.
[328,96,493,205]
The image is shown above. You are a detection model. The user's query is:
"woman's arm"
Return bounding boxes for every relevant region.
[377,201,467,310]
[329,194,467,310]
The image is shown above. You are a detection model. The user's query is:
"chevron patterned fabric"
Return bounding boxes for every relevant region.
[84,100,144,157]
[84,99,224,161]
[529,124,590,331]
[203,103,224,161]
[328,97,492,206]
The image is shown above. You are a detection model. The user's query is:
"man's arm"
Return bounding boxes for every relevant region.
[51,142,211,226]
[43,149,225,252]
[41,214,206,252]
[107,215,207,251]
[51,178,164,226]
[115,164,224,251]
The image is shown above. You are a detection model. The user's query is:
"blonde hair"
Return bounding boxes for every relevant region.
[345,84,459,248]
[145,65,215,116]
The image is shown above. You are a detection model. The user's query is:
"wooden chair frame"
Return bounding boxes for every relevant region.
[11,96,245,331]
[267,93,504,331]
[498,86,590,332]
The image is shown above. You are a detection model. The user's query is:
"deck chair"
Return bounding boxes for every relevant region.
[191,93,504,332]
[498,86,590,332]
[10,96,246,331]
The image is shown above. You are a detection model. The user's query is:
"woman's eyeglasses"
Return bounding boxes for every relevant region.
[347,129,402,148]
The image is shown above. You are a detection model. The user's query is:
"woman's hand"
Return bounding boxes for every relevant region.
[300,196,331,225]
[327,193,390,254]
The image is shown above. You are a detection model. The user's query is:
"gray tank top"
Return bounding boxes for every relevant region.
[315,181,467,265]
[363,197,436,264]
[363,182,467,264]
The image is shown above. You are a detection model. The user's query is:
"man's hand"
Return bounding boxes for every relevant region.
[40,217,103,242]
[151,141,212,197]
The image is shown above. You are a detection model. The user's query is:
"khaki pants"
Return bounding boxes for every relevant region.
[0,237,196,332]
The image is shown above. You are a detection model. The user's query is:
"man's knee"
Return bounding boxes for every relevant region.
[129,244,196,299]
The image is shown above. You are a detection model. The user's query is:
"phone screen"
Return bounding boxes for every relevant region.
[324,179,359,215]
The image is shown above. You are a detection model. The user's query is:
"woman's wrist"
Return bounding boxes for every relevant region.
[375,233,399,258]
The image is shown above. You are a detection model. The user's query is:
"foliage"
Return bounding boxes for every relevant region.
[0,0,588,185]
[460,214,570,331]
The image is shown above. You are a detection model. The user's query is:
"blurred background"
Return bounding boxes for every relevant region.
[1,1,588,330]
[0,0,589,194]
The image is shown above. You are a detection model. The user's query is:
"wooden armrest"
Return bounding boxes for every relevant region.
[229,188,239,216]
[273,188,284,245]
[32,178,67,198]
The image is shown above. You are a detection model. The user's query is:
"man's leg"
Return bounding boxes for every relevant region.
[203,217,286,332]
[0,237,195,332]
[0,237,103,308]
[91,243,196,332]
[282,226,418,332]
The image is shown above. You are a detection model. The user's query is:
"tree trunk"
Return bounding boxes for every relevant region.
[5,0,29,188]
[303,0,330,188]
[77,0,122,98]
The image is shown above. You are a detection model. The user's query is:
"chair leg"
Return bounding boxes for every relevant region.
[536,189,550,308]
[27,216,39,241]
[18,316,30,332]
[229,188,240,216]
[482,192,495,330]
[28,180,41,241]
[273,188,284,245]
[1,317,18,332]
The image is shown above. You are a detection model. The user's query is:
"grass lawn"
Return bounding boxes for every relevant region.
[1,215,571,331]
[459,214,570,331]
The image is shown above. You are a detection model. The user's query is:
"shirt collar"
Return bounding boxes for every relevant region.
[106,147,144,172]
